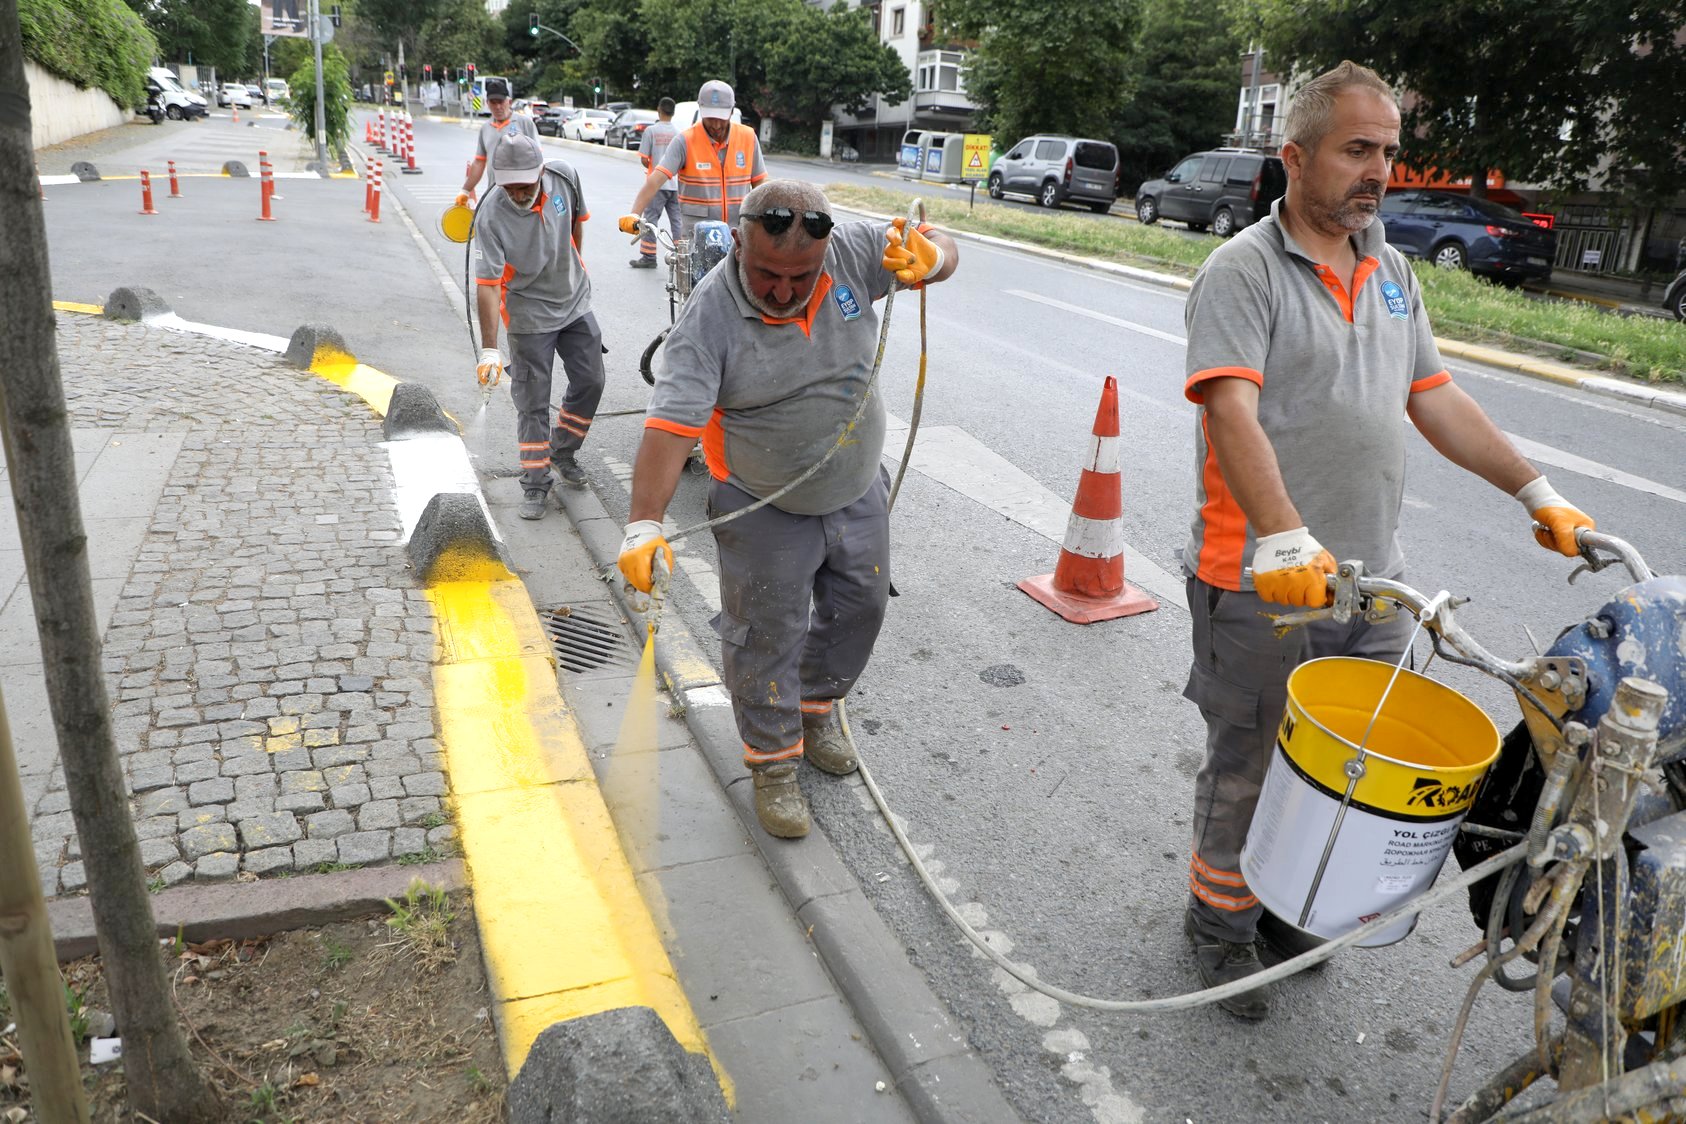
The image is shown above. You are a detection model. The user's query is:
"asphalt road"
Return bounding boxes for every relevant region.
[41,110,1686,1124]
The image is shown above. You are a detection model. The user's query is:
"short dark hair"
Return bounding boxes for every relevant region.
[658,96,675,116]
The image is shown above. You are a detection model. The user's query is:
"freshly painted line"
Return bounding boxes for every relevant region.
[52,301,104,315]
[881,419,1186,606]
[1005,290,1187,345]
[383,433,494,542]
[149,312,291,353]
[1503,432,1686,505]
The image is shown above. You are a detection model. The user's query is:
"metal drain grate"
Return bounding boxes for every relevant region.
[540,604,639,673]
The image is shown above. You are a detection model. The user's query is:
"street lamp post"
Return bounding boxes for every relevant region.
[308,0,328,171]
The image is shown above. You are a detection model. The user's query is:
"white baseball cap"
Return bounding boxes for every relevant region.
[697,79,735,120]
[493,134,544,186]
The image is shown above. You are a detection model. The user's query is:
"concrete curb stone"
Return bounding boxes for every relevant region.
[382,381,457,439]
[507,1007,729,1124]
[407,492,516,583]
[102,285,171,322]
[552,486,1026,1124]
[284,322,353,368]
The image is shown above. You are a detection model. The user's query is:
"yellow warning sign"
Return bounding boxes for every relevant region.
[962,133,991,181]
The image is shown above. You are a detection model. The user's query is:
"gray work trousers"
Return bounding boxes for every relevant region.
[708,471,892,767]
[638,190,681,260]
[1183,575,1415,943]
[508,312,606,493]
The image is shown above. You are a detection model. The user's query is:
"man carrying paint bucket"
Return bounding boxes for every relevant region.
[1177,60,1596,1020]
[457,77,539,206]
[473,134,603,520]
[615,181,957,840]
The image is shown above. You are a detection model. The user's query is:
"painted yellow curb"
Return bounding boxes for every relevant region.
[307,346,398,415]
[1434,339,1589,388]
[52,301,105,316]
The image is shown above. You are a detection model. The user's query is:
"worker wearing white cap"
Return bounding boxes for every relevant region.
[620,79,766,239]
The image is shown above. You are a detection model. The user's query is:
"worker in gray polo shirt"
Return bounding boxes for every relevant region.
[456,77,539,206]
[1178,60,1595,1020]
[615,180,958,839]
[630,96,681,269]
[474,134,604,520]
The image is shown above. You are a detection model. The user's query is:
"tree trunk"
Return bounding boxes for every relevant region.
[1470,168,1490,200]
[0,4,222,1121]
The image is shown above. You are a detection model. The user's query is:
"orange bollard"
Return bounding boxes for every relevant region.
[403,114,421,174]
[363,163,373,213]
[167,160,182,198]
[138,170,159,215]
[368,161,382,223]
[232,104,240,125]
[257,150,275,221]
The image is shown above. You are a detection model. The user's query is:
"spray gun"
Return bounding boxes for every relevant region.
[624,551,673,641]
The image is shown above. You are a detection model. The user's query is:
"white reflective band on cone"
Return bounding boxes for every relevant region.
[1084,434,1119,474]
[1062,512,1125,559]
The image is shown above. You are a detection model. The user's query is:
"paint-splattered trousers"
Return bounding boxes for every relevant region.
[708,471,892,767]
[508,311,605,493]
[1183,575,1415,944]
[638,190,681,260]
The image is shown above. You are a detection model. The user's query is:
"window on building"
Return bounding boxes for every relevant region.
[915,50,965,93]
[891,6,904,36]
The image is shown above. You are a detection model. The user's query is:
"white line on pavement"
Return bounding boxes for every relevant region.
[1005,290,1187,345]
[1503,432,1686,505]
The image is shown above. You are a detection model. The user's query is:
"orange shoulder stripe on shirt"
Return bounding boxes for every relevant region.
[644,417,705,439]
[1183,366,1263,404]
[1410,370,1453,393]
[1194,412,1247,591]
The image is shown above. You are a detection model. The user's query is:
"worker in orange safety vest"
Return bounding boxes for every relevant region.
[620,79,767,240]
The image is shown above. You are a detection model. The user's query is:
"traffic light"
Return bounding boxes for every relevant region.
[529,13,539,36]
[457,68,467,87]
[467,63,477,82]
[423,64,432,79]
[592,77,601,94]
[329,4,341,26]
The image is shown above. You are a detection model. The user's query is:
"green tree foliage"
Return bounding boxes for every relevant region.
[1257,0,1686,200]
[1113,0,1244,192]
[943,0,1142,147]
[758,2,909,127]
[288,45,352,152]
[131,0,253,74]
[19,0,157,107]
[422,0,511,77]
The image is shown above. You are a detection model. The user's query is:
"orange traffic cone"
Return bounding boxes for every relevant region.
[1017,376,1157,623]
[232,104,240,124]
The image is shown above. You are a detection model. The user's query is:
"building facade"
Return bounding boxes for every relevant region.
[827,0,978,162]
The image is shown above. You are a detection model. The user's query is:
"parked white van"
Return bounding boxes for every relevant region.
[147,67,207,121]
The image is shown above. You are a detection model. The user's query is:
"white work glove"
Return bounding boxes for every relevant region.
[617,519,674,604]
[1514,476,1594,558]
[1250,527,1337,608]
[476,347,503,388]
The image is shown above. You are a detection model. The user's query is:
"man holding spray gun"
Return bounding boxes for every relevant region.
[616,181,958,839]
[1177,61,1596,1020]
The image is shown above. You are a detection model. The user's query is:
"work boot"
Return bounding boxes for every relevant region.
[1255,910,1328,972]
[628,256,657,269]
[801,708,857,776]
[751,762,810,839]
[1185,912,1271,1020]
[551,450,586,488]
[518,488,547,521]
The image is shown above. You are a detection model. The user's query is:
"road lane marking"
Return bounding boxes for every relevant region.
[882,419,1186,606]
[1005,290,1187,345]
[1503,432,1686,505]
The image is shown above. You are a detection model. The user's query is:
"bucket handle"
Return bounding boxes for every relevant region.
[1295,591,1452,928]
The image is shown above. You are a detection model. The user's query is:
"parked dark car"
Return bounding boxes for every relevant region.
[987,135,1120,212]
[1134,150,1286,237]
[535,106,578,137]
[1379,190,1556,284]
[1663,270,1686,321]
[606,108,659,150]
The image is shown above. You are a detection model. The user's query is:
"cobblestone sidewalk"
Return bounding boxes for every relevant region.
[29,318,453,895]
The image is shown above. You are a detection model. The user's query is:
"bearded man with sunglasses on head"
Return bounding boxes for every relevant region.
[617,180,958,840]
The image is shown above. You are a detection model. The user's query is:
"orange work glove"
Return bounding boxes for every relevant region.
[476,347,504,388]
[454,191,472,208]
[1515,476,1594,557]
[1250,527,1337,608]
[618,214,642,236]
[617,520,674,594]
[882,218,945,285]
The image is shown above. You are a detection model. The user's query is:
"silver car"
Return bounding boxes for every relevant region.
[987,135,1119,212]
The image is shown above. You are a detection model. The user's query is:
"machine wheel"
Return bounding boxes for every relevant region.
[1136,196,1158,224]
[1212,206,1236,237]
[1038,181,1062,208]
[1433,240,1469,271]
[639,328,670,387]
[167,105,183,121]
[987,172,1003,200]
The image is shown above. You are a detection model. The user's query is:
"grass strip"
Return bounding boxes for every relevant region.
[826,183,1684,384]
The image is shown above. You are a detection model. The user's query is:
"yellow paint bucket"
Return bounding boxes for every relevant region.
[1240,656,1500,945]
[439,202,475,243]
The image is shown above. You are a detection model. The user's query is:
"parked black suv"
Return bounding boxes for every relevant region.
[1134,150,1286,236]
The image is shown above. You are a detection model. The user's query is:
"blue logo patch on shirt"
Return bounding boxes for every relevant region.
[1381,279,1409,321]
[551,192,567,217]
[834,283,861,321]
[735,150,746,168]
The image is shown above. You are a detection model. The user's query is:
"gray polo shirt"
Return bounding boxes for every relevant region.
[1181,197,1450,592]
[474,114,540,188]
[646,221,894,515]
[639,119,679,193]
[473,160,592,335]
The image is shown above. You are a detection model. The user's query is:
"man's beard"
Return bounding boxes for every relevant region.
[1309,179,1384,235]
[738,253,810,319]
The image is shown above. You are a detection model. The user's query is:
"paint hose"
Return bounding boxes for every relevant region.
[665,197,931,543]
[837,697,1530,1014]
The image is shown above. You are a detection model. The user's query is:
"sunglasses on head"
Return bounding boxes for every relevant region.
[742,208,834,239]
